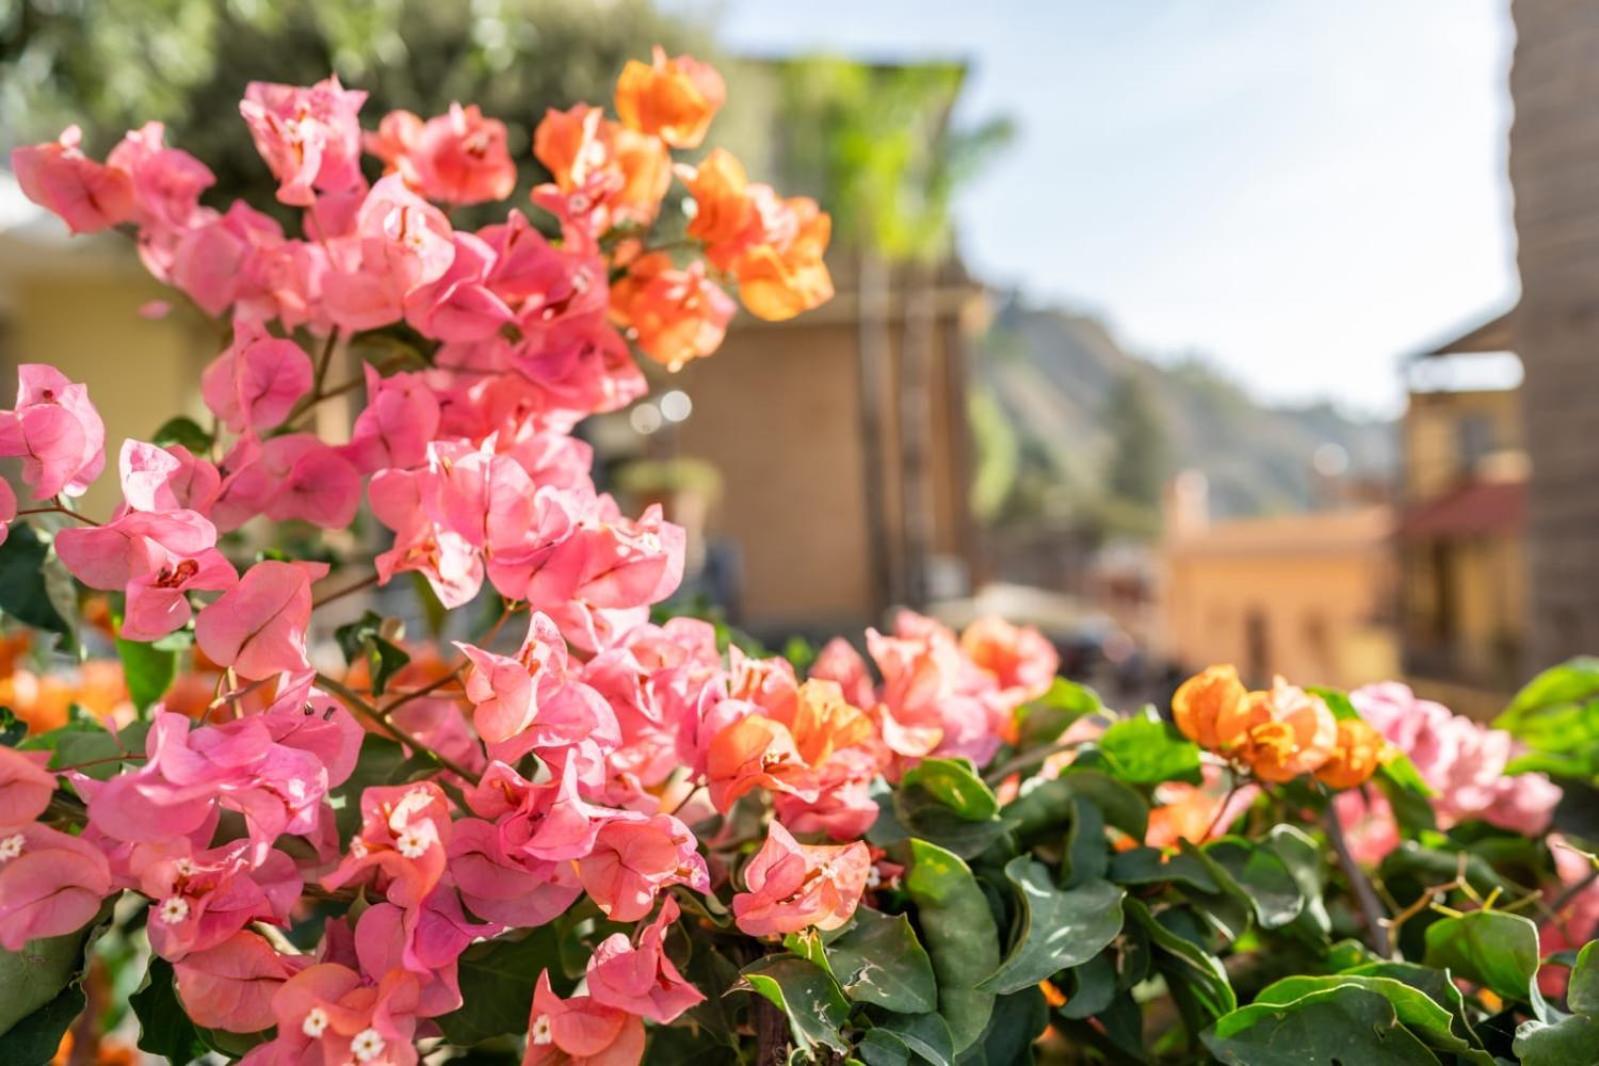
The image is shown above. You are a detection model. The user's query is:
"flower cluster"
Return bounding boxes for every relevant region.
[1171,664,1384,789]
[0,55,1054,1052]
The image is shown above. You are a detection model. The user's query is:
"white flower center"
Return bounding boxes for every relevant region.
[395,827,430,860]
[301,1007,329,1038]
[172,858,196,876]
[865,866,882,890]
[530,1015,553,1045]
[349,837,369,859]
[158,897,190,924]
[350,1028,386,1062]
[0,834,24,861]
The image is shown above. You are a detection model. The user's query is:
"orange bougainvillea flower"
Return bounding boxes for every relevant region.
[1236,678,1338,783]
[1171,664,1261,752]
[704,713,817,813]
[781,679,874,768]
[614,47,726,149]
[1314,717,1386,790]
[683,148,757,251]
[733,194,834,322]
[532,104,671,232]
[608,251,736,370]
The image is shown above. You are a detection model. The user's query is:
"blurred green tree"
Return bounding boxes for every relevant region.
[1104,370,1169,520]
[1,0,713,219]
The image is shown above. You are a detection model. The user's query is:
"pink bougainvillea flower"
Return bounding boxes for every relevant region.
[140,843,301,961]
[106,121,213,232]
[404,231,515,342]
[368,103,518,206]
[524,971,645,1066]
[528,503,685,612]
[959,615,1059,710]
[455,611,592,745]
[0,477,13,548]
[809,637,878,712]
[1145,765,1261,851]
[463,759,617,862]
[0,822,113,949]
[0,363,107,498]
[262,959,422,1066]
[239,76,367,206]
[195,559,328,679]
[704,711,817,813]
[174,929,308,1034]
[585,897,705,1023]
[353,897,483,1019]
[55,508,218,590]
[121,543,238,642]
[210,432,361,532]
[0,747,55,825]
[577,813,708,922]
[11,126,135,234]
[343,366,441,473]
[731,820,870,937]
[324,783,454,910]
[447,817,583,929]
[322,174,455,331]
[200,320,314,433]
[773,746,881,842]
[118,439,222,515]
[168,200,286,317]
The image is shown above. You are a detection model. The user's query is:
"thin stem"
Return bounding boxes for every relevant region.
[313,572,379,610]
[316,673,479,783]
[55,752,147,772]
[17,503,100,526]
[1323,802,1392,956]
[1202,773,1244,842]
[380,667,465,718]
[313,329,340,395]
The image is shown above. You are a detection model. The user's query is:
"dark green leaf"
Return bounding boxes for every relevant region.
[1515,1014,1599,1066]
[0,708,25,747]
[1203,985,1440,1065]
[737,956,850,1057]
[1095,715,1201,785]
[1002,771,1147,845]
[957,986,1047,1066]
[978,858,1124,994]
[1124,899,1235,1030]
[0,524,76,652]
[1062,796,1107,888]
[116,636,178,713]
[1375,763,1438,834]
[1106,846,1219,893]
[1195,836,1304,930]
[435,928,561,1045]
[0,906,111,1062]
[826,908,937,1014]
[152,416,214,452]
[1422,910,1542,1009]
[1013,677,1101,751]
[900,759,999,821]
[861,1013,954,1066]
[23,719,150,780]
[1058,952,1117,1020]
[1252,975,1487,1062]
[902,839,1000,1053]
[1267,824,1330,939]
[130,957,206,1065]
[334,611,411,697]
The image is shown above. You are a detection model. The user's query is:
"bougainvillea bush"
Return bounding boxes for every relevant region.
[5,48,1599,1066]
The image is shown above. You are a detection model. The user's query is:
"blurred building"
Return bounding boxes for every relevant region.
[1396,314,1527,718]
[1160,471,1398,689]
[1508,1,1599,669]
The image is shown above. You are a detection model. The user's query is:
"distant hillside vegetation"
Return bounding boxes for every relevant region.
[969,296,1395,532]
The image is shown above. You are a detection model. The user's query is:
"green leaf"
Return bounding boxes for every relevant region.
[1195,836,1304,930]
[1422,910,1542,1008]
[1252,975,1485,1061]
[1203,985,1440,1065]
[978,858,1124,994]
[900,759,999,821]
[1309,686,1362,721]
[859,1013,954,1066]
[957,985,1048,1066]
[1013,677,1101,750]
[1095,715,1201,784]
[902,839,1000,1053]
[1345,961,1480,1044]
[117,635,179,713]
[0,524,77,653]
[1515,1015,1599,1066]
[1124,898,1235,1030]
[1058,952,1117,1020]
[152,416,214,452]
[1062,795,1107,888]
[334,611,411,697]
[0,905,111,1062]
[435,928,561,1046]
[1500,657,1599,724]
[825,908,937,1014]
[22,718,150,780]
[130,957,206,1065]
[1572,939,1599,1015]
[737,956,850,1057]
[1266,824,1330,939]
[1001,770,1147,845]
[0,708,26,747]
[1106,846,1219,893]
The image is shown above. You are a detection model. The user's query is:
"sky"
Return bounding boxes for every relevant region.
[694,1,1517,415]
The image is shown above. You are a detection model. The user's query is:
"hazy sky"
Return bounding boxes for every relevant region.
[701,1,1517,415]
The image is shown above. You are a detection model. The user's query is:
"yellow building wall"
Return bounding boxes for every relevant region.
[1403,388,1522,499]
[1164,542,1397,690]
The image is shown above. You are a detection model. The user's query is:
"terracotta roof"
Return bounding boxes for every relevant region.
[1397,478,1526,539]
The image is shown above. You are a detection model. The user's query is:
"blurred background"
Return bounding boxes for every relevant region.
[0,1,1583,718]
